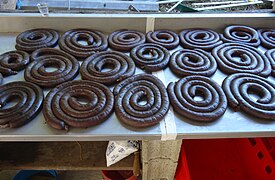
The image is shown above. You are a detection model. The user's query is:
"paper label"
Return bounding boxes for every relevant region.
[106,140,139,167]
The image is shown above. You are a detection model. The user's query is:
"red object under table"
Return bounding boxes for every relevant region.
[176,138,275,180]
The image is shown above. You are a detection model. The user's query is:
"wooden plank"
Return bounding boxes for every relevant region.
[195,1,263,11]
[0,142,134,170]
[20,0,159,11]
[154,13,275,32]
[193,1,245,6]
[0,14,147,34]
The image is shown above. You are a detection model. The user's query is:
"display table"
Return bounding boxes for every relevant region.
[0,13,275,179]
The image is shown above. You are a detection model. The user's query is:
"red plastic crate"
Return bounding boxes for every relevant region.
[175,138,275,180]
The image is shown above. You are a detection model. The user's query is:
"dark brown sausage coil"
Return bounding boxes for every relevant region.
[15,29,59,53]
[0,50,30,76]
[0,81,43,128]
[130,43,170,72]
[258,29,275,49]
[59,29,108,59]
[108,30,146,52]
[80,51,136,85]
[222,73,275,120]
[0,73,2,84]
[169,48,217,77]
[24,48,80,88]
[179,28,222,51]
[114,74,170,128]
[212,43,271,77]
[220,25,260,47]
[146,30,179,50]
[266,49,275,76]
[43,80,114,130]
[168,76,227,122]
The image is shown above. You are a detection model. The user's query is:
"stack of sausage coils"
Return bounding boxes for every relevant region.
[0,26,274,130]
